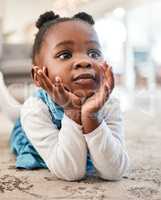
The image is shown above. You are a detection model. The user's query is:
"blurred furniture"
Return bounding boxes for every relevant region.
[0,43,32,85]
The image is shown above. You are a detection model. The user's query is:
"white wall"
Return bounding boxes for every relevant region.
[3,0,54,31]
[0,0,5,56]
[2,0,54,42]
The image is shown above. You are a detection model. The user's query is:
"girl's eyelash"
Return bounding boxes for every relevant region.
[88,49,102,54]
[88,49,102,58]
[55,50,70,56]
[55,50,72,59]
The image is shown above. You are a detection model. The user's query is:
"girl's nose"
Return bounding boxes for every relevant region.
[73,60,92,69]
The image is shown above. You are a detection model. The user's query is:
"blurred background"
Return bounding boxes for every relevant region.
[0,0,161,130]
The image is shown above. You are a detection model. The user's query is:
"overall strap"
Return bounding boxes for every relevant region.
[34,89,64,129]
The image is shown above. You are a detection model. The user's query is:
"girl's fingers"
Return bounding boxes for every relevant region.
[37,69,54,92]
[36,69,57,97]
[55,76,77,108]
[36,70,51,92]
[32,66,40,74]
[55,76,67,96]
[32,66,39,80]
[107,67,114,91]
[33,67,69,104]
[38,76,49,91]
[102,63,114,92]
[104,82,111,95]
[37,71,71,107]
[99,62,113,100]
[96,83,109,107]
[100,65,105,85]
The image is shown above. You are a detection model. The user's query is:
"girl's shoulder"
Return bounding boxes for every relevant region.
[98,97,122,121]
[20,96,50,118]
[103,97,120,111]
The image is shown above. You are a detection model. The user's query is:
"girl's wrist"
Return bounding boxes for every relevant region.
[64,109,82,125]
[81,111,98,120]
[81,113,101,134]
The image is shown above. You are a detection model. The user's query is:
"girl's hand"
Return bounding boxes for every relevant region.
[82,62,114,116]
[32,66,81,111]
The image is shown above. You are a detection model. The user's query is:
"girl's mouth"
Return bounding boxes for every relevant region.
[73,73,96,84]
[74,78,95,85]
[73,73,95,80]
[73,73,95,85]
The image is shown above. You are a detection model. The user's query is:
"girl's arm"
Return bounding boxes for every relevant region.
[20,96,87,181]
[84,98,129,180]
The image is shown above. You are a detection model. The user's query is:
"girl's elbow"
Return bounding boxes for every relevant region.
[109,153,129,181]
[100,169,126,181]
[65,169,86,181]
[100,156,129,181]
[99,171,122,181]
[50,166,86,181]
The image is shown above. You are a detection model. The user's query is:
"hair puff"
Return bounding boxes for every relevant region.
[36,11,60,29]
[73,12,95,25]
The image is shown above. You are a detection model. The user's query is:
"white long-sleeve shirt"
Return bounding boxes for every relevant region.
[20,96,129,181]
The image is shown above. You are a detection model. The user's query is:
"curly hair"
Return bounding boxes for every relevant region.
[32,11,95,64]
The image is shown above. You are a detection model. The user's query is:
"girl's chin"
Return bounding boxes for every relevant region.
[73,89,95,98]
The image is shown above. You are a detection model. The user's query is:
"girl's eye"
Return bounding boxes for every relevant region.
[56,51,72,60]
[88,49,102,59]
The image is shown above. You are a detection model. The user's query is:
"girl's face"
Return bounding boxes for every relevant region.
[36,20,104,98]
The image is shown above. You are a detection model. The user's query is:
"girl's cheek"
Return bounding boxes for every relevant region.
[47,67,59,80]
[46,70,55,83]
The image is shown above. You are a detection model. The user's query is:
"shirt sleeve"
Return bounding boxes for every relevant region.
[20,97,87,181]
[84,98,129,180]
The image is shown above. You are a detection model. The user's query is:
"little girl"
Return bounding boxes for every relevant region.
[9,11,129,181]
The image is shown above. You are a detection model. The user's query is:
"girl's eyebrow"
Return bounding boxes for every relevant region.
[54,40,100,48]
[55,41,74,48]
[85,40,100,47]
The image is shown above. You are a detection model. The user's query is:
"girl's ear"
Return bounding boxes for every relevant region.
[31,68,34,80]
[31,67,41,87]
